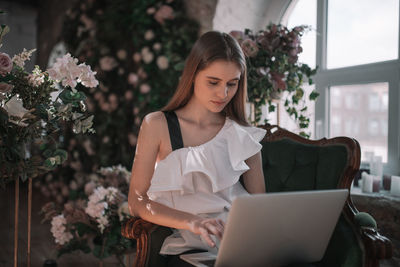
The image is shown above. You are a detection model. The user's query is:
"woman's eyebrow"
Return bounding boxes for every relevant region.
[206,76,240,81]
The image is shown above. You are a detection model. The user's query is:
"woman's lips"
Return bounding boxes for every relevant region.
[211,100,226,105]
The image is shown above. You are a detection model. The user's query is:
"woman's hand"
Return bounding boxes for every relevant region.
[187,217,225,248]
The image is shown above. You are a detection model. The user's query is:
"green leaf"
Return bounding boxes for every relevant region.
[309,90,320,100]
[174,62,185,71]
[59,89,86,104]
[268,105,275,112]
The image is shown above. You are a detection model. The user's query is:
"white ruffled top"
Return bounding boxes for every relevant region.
[147,117,266,255]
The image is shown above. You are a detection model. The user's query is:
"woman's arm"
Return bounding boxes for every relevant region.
[243,151,266,194]
[127,112,223,247]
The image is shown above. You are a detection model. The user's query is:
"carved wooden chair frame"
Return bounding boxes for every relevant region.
[122,124,393,267]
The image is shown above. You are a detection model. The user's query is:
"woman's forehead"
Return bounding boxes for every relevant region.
[199,60,241,79]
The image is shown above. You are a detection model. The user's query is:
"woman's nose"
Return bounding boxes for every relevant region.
[217,86,228,99]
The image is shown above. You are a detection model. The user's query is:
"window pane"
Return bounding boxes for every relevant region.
[286,0,317,68]
[329,83,388,162]
[327,0,399,69]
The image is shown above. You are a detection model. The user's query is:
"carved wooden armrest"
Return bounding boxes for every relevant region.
[360,227,393,261]
[122,217,159,267]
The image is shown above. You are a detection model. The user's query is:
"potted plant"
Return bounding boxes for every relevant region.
[230,24,319,137]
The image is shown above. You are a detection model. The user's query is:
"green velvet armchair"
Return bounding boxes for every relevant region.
[122,124,393,267]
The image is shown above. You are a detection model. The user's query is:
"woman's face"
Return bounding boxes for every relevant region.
[192,60,241,113]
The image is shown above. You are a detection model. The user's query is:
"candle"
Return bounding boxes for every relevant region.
[383,174,391,191]
[362,172,373,193]
[390,176,400,197]
[373,177,380,193]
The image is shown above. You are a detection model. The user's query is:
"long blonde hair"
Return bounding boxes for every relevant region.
[162,31,249,126]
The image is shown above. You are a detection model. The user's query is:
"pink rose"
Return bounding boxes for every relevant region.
[241,39,259,57]
[0,82,13,93]
[0,53,13,76]
[154,5,174,25]
[271,72,286,91]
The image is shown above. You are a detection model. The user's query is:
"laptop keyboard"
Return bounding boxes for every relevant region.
[198,259,216,267]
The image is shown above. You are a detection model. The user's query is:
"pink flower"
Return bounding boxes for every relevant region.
[140,83,151,94]
[241,39,259,57]
[84,181,96,195]
[124,90,133,101]
[12,48,36,68]
[99,56,118,71]
[154,5,174,25]
[78,64,98,88]
[141,47,154,64]
[0,82,13,93]
[271,72,286,91]
[132,52,141,63]
[127,73,139,86]
[153,43,162,51]
[144,30,155,41]
[51,214,73,245]
[156,56,169,70]
[117,49,127,60]
[0,53,13,76]
[147,7,156,15]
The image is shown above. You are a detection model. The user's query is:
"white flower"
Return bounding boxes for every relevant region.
[27,66,45,87]
[77,64,98,88]
[85,186,119,233]
[141,47,153,64]
[140,83,151,94]
[12,48,36,68]
[156,56,169,70]
[147,7,156,14]
[47,53,98,90]
[4,95,29,118]
[50,214,73,245]
[144,30,155,41]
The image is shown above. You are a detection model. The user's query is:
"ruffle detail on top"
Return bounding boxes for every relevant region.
[147,118,266,208]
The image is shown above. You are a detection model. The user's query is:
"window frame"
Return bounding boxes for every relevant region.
[283,0,400,174]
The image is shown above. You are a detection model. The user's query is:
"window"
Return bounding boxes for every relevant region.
[282,0,399,174]
[327,0,399,69]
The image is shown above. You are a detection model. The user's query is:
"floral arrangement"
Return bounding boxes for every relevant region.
[41,165,133,263]
[41,0,199,194]
[0,15,97,185]
[230,24,319,137]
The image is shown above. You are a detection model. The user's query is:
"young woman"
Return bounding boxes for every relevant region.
[128,31,266,266]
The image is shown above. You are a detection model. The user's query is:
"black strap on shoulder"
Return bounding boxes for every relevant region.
[163,111,184,151]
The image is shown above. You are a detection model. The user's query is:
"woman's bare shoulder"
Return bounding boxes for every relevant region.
[140,111,167,139]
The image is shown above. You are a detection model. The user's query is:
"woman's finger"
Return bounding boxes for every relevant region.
[200,227,215,247]
[205,221,223,240]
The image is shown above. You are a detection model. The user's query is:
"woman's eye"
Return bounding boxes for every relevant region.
[208,81,218,86]
[228,83,237,87]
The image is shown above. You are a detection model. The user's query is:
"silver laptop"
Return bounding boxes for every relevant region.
[180,189,349,267]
